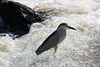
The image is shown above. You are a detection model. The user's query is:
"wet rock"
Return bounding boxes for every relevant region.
[0,0,7,3]
[0,0,46,38]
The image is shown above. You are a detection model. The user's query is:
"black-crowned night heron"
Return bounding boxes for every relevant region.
[35,23,76,58]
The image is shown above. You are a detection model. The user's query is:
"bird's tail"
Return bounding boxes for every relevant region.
[35,49,43,55]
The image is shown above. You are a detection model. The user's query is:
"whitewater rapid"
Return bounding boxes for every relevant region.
[0,0,100,67]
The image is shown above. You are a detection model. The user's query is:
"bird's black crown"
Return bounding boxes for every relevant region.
[58,23,68,28]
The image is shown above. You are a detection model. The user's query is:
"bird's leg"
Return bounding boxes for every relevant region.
[53,48,56,58]
[53,45,58,58]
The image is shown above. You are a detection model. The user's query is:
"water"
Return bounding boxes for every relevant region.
[0,0,100,67]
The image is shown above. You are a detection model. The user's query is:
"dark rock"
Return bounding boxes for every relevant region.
[0,0,47,38]
[0,0,7,3]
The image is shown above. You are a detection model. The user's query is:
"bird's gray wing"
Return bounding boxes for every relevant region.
[38,31,59,51]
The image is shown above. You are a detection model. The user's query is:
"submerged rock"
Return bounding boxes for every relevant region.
[0,0,47,38]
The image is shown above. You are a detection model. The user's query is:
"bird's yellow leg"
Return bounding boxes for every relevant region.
[53,48,56,58]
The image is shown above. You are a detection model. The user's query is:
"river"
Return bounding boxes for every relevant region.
[0,0,100,67]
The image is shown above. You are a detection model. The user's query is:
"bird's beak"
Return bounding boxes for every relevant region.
[68,26,76,30]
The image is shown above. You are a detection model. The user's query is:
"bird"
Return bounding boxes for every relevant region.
[35,23,76,58]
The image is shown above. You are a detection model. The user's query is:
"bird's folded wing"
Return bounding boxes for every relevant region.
[39,31,59,50]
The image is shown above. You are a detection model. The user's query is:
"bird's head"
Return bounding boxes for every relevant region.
[58,23,76,30]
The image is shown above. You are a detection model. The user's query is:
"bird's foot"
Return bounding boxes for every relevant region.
[53,54,56,58]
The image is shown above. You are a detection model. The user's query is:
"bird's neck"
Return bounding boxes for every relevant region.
[56,28,66,44]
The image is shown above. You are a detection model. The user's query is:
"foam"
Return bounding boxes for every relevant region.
[0,0,100,67]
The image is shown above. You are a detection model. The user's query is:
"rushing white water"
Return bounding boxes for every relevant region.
[0,0,100,67]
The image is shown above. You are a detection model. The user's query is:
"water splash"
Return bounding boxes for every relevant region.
[0,0,100,67]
